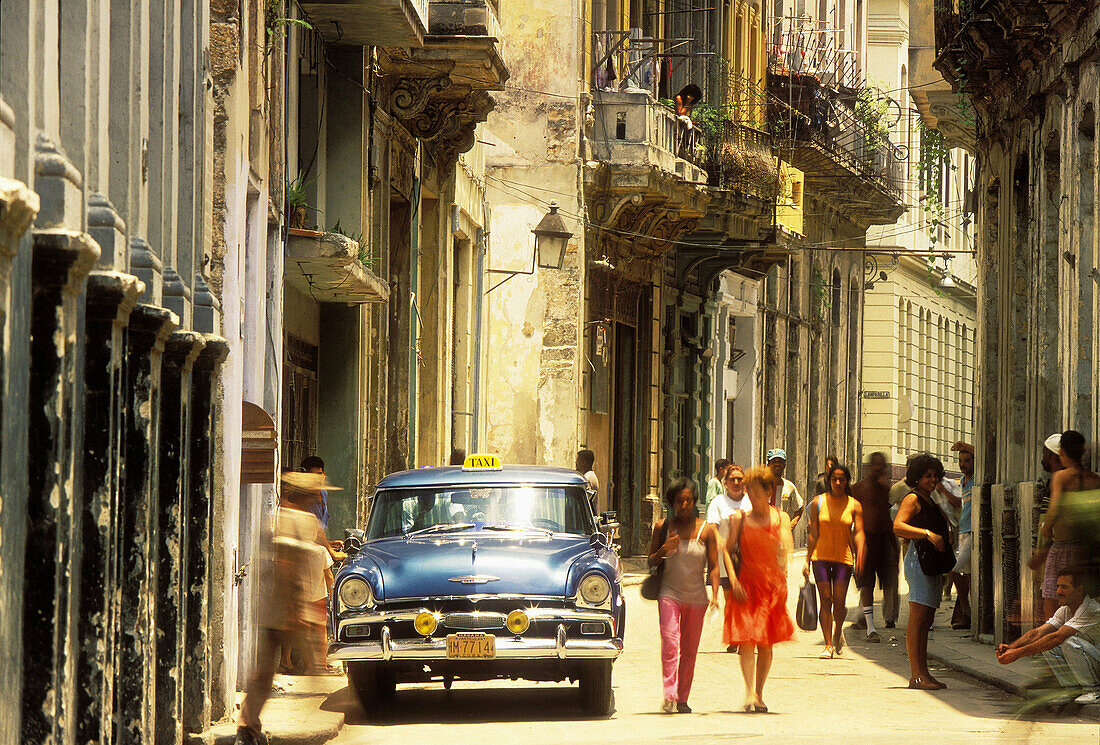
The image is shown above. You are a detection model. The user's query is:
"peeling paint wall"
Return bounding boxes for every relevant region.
[482,0,585,469]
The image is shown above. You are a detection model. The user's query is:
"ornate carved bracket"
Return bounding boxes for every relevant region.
[389,75,453,119]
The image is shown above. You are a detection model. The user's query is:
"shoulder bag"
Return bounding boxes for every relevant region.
[640,519,671,600]
[795,575,818,631]
[914,498,956,576]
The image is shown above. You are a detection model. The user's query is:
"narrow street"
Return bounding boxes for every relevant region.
[325,555,1097,744]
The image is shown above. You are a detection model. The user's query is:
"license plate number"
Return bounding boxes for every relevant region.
[446,633,495,659]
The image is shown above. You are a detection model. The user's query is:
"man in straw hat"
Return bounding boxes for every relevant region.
[235,471,340,744]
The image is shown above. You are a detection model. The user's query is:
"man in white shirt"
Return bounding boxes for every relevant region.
[706,465,752,652]
[766,448,804,529]
[996,567,1100,703]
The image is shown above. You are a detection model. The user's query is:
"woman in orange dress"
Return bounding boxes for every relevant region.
[723,465,795,713]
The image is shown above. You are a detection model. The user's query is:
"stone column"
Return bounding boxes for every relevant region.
[22,131,100,743]
[76,271,144,745]
[23,227,100,743]
[0,98,38,745]
[182,335,228,734]
[155,330,206,745]
[115,304,177,744]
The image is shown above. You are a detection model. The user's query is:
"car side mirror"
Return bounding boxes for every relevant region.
[599,511,617,525]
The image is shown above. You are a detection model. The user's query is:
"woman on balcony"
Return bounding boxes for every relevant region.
[674,84,702,158]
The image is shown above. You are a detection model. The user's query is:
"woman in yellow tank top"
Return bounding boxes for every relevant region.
[803,464,866,658]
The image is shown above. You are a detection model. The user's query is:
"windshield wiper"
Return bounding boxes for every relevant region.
[406,522,475,537]
[480,525,553,536]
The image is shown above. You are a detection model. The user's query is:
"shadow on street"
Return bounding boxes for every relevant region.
[323,683,615,726]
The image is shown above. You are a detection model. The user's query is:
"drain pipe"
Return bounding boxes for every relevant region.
[471,221,487,451]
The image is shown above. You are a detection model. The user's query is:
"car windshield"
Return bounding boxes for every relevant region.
[366,485,595,539]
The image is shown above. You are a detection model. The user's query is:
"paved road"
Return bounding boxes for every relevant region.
[326,559,1098,744]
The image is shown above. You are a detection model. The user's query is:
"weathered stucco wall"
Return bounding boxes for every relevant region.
[483,0,585,468]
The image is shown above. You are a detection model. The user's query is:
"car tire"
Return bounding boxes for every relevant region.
[578,660,613,716]
[376,666,397,699]
[348,662,384,711]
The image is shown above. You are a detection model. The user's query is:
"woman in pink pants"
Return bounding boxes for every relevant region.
[648,477,721,713]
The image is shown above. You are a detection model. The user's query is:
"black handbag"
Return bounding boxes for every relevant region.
[795,576,818,631]
[915,535,956,576]
[640,520,671,600]
[912,496,956,576]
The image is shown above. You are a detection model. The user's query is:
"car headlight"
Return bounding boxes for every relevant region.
[506,609,530,635]
[414,610,439,637]
[339,577,372,609]
[578,573,611,606]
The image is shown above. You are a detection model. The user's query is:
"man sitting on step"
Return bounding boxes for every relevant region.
[996,566,1100,704]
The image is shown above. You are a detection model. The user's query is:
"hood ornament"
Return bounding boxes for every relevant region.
[448,575,501,585]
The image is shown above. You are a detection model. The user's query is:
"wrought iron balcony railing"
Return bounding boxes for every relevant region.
[768,70,905,204]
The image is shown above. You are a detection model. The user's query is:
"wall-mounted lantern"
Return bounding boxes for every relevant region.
[533,201,573,270]
[487,201,575,293]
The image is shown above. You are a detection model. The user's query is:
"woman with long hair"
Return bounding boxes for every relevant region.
[723,465,795,712]
[803,463,865,658]
[647,478,721,713]
[1037,429,1100,618]
[893,454,951,690]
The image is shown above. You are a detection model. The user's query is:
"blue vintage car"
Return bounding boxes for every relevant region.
[328,455,625,716]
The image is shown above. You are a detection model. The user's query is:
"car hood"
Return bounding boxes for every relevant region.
[356,532,597,600]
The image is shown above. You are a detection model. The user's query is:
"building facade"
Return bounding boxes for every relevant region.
[485,0,907,554]
[859,0,979,478]
[0,1,229,742]
[757,0,907,518]
[934,0,1100,643]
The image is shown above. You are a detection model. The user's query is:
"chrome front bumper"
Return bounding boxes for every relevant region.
[328,623,623,663]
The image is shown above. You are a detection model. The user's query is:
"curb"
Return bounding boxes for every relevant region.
[926,649,1100,720]
[925,649,1028,698]
[622,573,646,588]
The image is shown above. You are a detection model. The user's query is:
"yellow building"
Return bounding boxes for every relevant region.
[861,255,977,471]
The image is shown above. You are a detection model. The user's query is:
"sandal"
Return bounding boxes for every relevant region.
[908,677,943,690]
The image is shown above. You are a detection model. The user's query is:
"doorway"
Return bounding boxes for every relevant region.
[612,322,637,549]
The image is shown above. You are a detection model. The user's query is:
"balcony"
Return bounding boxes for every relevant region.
[768,70,906,226]
[380,0,507,168]
[909,0,976,149]
[301,0,428,47]
[932,0,1088,115]
[285,229,389,304]
[585,90,709,255]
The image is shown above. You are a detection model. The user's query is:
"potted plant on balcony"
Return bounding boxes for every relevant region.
[286,171,322,235]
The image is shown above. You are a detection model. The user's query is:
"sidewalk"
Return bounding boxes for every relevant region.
[189,673,347,745]
[621,547,1098,718]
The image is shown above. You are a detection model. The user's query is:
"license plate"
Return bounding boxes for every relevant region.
[446,633,495,659]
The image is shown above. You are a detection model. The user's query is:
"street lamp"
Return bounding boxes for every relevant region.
[486,201,575,293]
[533,201,573,270]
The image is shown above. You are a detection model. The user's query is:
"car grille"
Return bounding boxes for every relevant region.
[442,612,505,631]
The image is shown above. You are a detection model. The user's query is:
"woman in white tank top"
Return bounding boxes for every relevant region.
[647,477,721,713]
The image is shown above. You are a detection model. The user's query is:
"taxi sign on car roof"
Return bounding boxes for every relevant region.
[462,453,503,471]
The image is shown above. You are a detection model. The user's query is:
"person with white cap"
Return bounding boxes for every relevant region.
[1037,430,1100,621]
[1030,432,1068,620]
[766,448,804,531]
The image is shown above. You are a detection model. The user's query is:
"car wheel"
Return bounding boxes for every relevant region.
[347,662,378,711]
[578,660,613,716]
[377,666,397,699]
